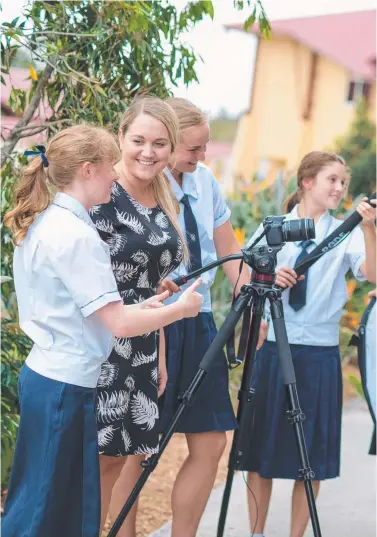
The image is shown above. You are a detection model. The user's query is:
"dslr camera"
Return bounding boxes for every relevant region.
[263,216,315,247]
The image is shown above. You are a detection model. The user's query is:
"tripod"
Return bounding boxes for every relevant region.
[107,242,321,537]
[217,249,321,537]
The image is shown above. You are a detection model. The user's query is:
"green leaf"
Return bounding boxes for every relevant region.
[94,85,107,98]
[244,7,257,31]
[95,109,103,125]
[204,1,215,19]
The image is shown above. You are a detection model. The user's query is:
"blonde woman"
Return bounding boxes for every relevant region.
[1,125,202,537]
[117,98,266,537]
[89,96,192,532]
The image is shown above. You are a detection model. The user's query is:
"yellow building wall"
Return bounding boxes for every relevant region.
[232,34,376,189]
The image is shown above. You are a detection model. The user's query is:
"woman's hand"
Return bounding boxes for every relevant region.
[357,197,376,227]
[158,278,181,297]
[177,279,203,318]
[275,267,305,289]
[158,361,168,398]
[368,289,377,299]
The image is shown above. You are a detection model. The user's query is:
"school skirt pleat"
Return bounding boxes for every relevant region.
[158,312,237,434]
[238,341,342,481]
[2,365,100,537]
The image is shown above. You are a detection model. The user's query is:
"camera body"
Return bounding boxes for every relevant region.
[263,216,315,247]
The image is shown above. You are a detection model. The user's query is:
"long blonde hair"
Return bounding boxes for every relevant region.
[4,125,120,245]
[119,96,188,261]
[283,151,347,213]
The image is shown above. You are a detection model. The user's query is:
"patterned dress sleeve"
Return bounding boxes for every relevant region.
[89,203,115,242]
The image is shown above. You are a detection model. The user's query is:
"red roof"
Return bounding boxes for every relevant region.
[227,10,376,80]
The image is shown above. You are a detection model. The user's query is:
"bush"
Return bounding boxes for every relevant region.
[1,277,32,487]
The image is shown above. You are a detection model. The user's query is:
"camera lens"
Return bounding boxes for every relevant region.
[282,218,315,243]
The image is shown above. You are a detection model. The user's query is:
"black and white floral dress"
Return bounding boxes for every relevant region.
[90,182,183,457]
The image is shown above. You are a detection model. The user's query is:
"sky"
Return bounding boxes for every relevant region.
[1,0,376,117]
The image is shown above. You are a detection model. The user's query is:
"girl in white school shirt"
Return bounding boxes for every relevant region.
[241,151,376,537]
[1,125,202,537]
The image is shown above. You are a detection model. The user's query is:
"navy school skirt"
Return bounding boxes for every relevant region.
[2,365,100,537]
[158,312,237,434]
[238,341,342,481]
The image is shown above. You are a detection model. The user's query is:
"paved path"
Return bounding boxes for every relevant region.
[149,400,376,537]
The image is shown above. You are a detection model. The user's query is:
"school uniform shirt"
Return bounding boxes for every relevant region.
[246,205,366,346]
[13,192,122,388]
[163,163,231,312]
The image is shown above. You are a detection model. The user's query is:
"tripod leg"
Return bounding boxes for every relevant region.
[270,298,322,537]
[108,290,251,537]
[217,297,265,537]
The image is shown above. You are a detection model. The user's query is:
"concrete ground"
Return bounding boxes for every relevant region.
[149,399,376,537]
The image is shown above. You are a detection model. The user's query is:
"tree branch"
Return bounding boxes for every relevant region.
[1,57,56,167]
[5,118,73,135]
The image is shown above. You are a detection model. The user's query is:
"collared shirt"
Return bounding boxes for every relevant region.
[164,163,231,311]
[246,205,366,346]
[14,192,121,388]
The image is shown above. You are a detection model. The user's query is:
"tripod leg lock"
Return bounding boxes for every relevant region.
[286,408,306,424]
[178,391,192,405]
[141,455,158,471]
[246,388,256,403]
[298,467,316,481]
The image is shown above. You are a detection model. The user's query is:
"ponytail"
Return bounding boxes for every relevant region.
[4,157,51,245]
[4,124,120,246]
[283,190,300,213]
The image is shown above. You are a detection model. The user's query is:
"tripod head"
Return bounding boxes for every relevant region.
[241,244,281,276]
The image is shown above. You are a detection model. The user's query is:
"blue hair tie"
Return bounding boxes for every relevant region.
[24,144,49,168]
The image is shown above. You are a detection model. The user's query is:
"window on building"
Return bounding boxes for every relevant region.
[346,79,370,103]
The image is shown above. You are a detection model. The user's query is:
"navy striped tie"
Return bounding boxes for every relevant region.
[181,194,202,271]
[288,240,314,311]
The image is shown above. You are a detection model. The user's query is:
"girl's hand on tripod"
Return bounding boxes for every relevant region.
[275,267,305,289]
[158,278,181,297]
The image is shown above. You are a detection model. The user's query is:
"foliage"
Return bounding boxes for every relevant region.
[348,375,365,400]
[1,277,32,487]
[1,0,217,164]
[333,100,376,198]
